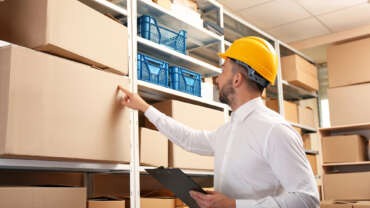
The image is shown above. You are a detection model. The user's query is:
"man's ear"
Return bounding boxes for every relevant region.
[233,72,243,88]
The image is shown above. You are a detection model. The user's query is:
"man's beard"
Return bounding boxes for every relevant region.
[218,79,235,106]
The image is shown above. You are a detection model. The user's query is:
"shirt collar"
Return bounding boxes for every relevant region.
[230,97,263,123]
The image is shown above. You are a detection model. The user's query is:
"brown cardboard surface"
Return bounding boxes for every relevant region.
[298,106,315,128]
[322,135,366,163]
[173,0,198,10]
[281,54,318,91]
[302,134,312,150]
[88,200,125,208]
[266,99,298,123]
[328,83,370,126]
[354,201,370,208]
[328,37,370,88]
[0,44,130,162]
[91,174,173,199]
[306,154,317,175]
[324,172,370,200]
[152,0,172,10]
[0,171,83,187]
[146,100,225,170]
[141,198,175,208]
[0,187,86,208]
[1,0,128,75]
[320,201,353,208]
[0,1,10,41]
[140,128,168,167]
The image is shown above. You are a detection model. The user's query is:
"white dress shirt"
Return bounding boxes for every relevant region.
[145,97,320,208]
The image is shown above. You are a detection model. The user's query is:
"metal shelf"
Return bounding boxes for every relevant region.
[290,122,317,133]
[323,161,370,173]
[305,150,319,155]
[268,80,317,101]
[138,80,226,110]
[320,123,370,135]
[138,0,222,49]
[140,166,214,176]
[138,37,221,76]
[78,0,127,17]
[323,161,370,167]
[0,158,130,172]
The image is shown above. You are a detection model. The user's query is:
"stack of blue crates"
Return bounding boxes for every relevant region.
[138,15,187,54]
[137,53,169,87]
[137,53,202,97]
[169,66,201,97]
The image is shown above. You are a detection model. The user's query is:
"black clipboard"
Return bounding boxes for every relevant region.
[145,167,207,208]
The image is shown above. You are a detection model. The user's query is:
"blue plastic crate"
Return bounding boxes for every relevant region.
[138,15,187,54]
[169,66,201,97]
[137,53,169,87]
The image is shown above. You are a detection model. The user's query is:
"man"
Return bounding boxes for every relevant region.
[118,36,319,208]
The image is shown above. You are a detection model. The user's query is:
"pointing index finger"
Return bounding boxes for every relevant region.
[117,85,131,95]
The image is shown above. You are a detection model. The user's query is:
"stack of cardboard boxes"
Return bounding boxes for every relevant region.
[320,36,370,207]
[327,37,370,127]
[0,0,131,207]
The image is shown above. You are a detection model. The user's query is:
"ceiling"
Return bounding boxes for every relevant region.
[217,0,370,63]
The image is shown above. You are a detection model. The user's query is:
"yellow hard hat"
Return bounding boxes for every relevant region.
[218,36,278,85]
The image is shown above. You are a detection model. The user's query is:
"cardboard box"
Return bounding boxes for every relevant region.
[322,135,367,163]
[0,187,86,208]
[321,201,370,208]
[328,83,370,126]
[354,201,370,208]
[266,99,298,123]
[141,198,175,208]
[298,106,315,128]
[320,201,353,208]
[173,0,198,11]
[306,154,317,175]
[0,44,130,162]
[0,171,83,187]
[140,128,168,167]
[281,54,318,91]
[0,1,10,41]
[88,200,125,208]
[0,0,128,75]
[146,100,225,170]
[152,0,172,10]
[327,37,370,88]
[302,134,312,150]
[324,172,370,200]
[91,174,173,199]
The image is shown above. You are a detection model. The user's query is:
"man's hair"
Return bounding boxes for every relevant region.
[230,59,265,94]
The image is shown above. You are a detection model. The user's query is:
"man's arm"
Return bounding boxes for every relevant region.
[118,85,215,155]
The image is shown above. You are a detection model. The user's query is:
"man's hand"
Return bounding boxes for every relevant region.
[190,190,236,208]
[117,85,150,112]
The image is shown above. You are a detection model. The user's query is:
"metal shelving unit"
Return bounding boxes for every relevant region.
[290,122,317,133]
[0,159,130,172]
[138,80,226,110]
[140,166,214,176]
[137,37,221,76]
[138,0,222,46]
[320,123,370,174]
[0,1,323,207]
[79,0,127,16]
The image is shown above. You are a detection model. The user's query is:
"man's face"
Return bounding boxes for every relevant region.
[216,58,235,105]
